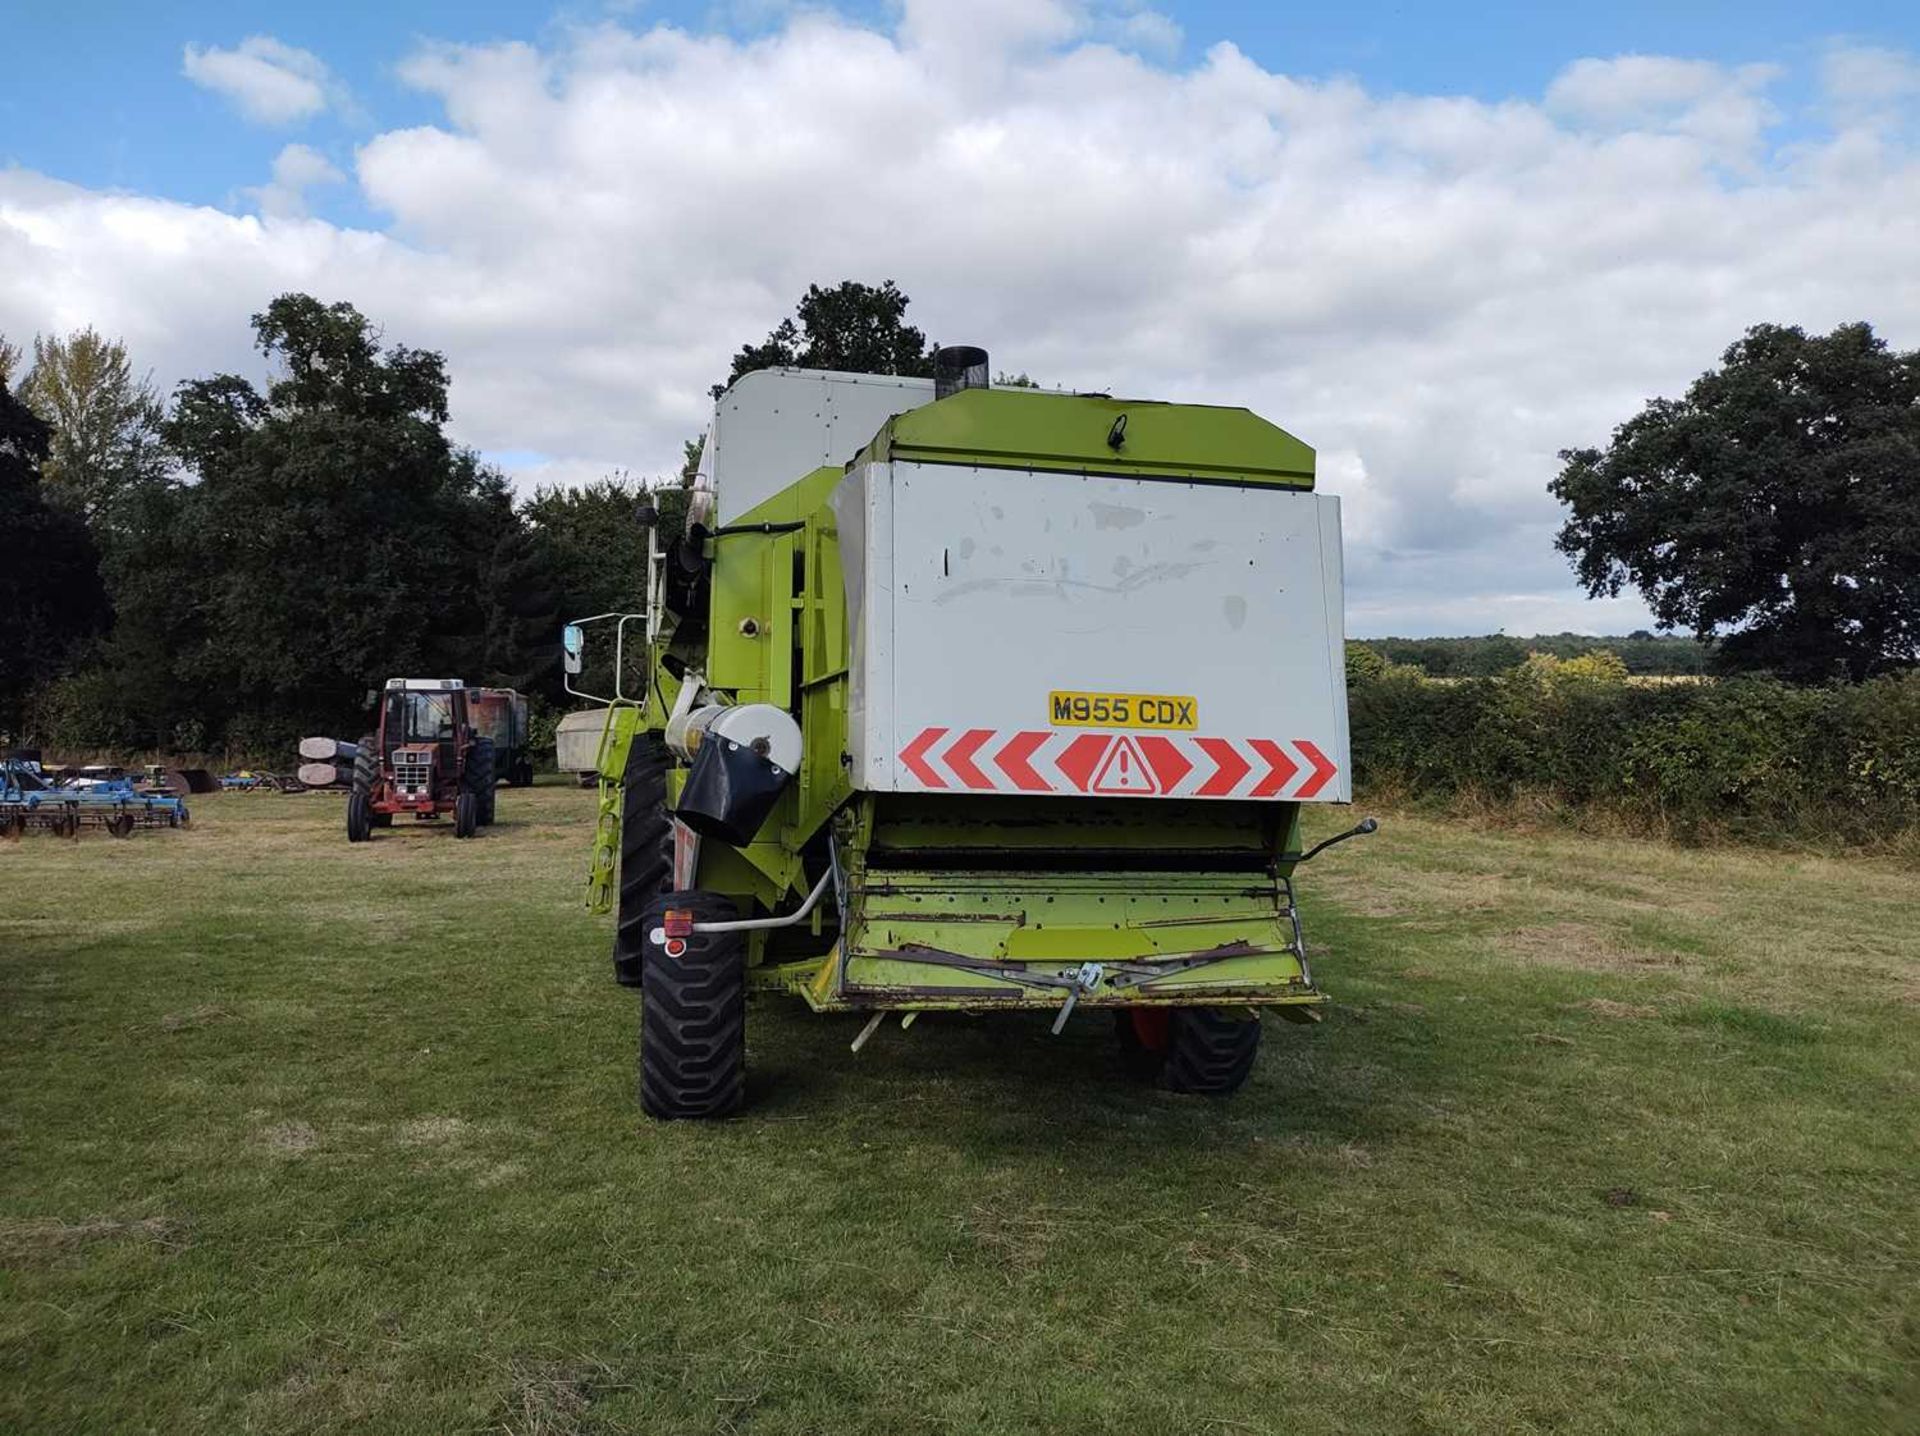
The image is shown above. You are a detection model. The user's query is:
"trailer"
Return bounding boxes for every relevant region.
[569,349,1369,1118]
[555,709,607,786]
[469,688,535,787]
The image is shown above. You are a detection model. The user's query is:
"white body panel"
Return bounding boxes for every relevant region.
[707,370,935,522]
[835,461,1351,804]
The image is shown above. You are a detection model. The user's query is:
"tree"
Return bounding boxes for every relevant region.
[522,474,692,700]
[154,294,525,749]
[0,336,20,389]
[19,328,170,532]
[714,279,934,396]
[524,476,651,628]
[463,464,557,695]
[0,380,109,739]
[1552,322,1920,682]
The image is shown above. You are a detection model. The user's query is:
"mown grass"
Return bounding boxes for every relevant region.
[2,787,1915,1435]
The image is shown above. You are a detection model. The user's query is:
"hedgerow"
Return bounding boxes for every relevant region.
[1347,651,1920,848]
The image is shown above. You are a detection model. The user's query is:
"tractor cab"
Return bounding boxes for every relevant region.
[379,680,467,782]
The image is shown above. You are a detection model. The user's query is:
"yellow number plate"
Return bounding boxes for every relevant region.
[1048,691,1198,729]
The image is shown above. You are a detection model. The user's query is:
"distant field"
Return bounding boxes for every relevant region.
[2,787,1915,1434]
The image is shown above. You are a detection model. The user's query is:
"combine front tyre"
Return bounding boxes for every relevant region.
[636,890,746,1120]
[611,735,674,987]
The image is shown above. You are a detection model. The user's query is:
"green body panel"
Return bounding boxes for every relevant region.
[863,388,1316,488]
[787,793,1320,1011]
[586,376,1334,1014]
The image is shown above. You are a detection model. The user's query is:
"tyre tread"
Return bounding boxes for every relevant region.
[1162,1008,1262,1095]
[638,889,745,1120]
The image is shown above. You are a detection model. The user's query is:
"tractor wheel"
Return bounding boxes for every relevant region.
[512,759,535,788]
[352,735,378,796]
[349,735,377,842]
[612,734,675,987]
[637,889,745,1120]
[453,790,478,838]
[469,738,497,826]
[1162,1008,1263,1096]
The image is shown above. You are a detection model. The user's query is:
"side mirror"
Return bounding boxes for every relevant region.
[364,688,378,707]
[562,624,585,676]
[635,501,659,528]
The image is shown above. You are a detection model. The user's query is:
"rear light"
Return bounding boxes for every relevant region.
[662,909,696,939]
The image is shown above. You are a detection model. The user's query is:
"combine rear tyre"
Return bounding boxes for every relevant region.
[1114,1007,1262,1096]
[636,889,745,1120]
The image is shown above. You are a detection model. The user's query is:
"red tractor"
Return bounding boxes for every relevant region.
[346,679,496,842]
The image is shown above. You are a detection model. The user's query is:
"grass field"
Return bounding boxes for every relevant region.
[2,785,1916,1435]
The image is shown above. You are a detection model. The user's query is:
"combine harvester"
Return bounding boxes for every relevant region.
[568,347,1371,1118]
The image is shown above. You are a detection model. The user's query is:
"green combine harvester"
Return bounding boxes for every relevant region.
[569,347,1370,1118]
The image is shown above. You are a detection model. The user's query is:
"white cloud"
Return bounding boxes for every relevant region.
[1823,43,1920,105]
[1545,54,1783,164]
[1115,13,1181,60]
[6,19,1919,634]
[243,143,346,219]
[182,36,334,125]
[1821,43,1920,131]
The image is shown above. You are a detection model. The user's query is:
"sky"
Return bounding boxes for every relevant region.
[3,1,1918,637]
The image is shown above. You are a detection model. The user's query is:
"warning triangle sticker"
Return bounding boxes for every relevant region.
[1090,735,1159,795]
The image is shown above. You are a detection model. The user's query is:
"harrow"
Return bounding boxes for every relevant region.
[1,758,191,839]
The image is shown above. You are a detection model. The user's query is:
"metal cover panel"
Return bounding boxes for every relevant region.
[843,461,1351,803]
[708,370,934,522]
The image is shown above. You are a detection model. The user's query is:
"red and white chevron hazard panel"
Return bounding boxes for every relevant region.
[895,728,1339,801]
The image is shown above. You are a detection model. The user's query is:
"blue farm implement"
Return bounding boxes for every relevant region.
[1,758,191,839]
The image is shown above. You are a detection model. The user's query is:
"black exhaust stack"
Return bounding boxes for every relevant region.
[933,345,989,400]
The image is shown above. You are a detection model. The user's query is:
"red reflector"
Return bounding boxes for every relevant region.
[664,938,687,959]
[662,909,696,939]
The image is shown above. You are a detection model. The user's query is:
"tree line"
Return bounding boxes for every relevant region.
[2,285,1913,762]
[0,282,940,758]
[1360,633,1714,678]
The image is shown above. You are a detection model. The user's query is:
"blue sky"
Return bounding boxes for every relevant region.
[3,2,1917,634]
[7,0,1914,226]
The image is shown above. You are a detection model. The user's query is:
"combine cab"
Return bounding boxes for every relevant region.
[346,679,496,841]
[571,349,1370,1118]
